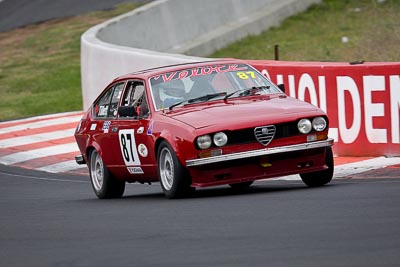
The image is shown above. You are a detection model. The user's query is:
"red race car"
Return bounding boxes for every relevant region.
[75,60,334,199]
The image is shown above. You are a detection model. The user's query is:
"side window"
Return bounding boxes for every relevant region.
[120,81,150,119]
[94,82,124,118]
[108,83,124,118]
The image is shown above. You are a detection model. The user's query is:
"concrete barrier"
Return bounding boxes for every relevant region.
[81,0,321,109]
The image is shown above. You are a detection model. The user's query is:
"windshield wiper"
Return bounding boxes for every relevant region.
[224,86,270,100]
[169,92,227,110]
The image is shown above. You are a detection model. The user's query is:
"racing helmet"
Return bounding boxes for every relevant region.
[161,79,186,108]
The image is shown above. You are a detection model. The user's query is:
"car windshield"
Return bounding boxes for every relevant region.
[149,63,281,110]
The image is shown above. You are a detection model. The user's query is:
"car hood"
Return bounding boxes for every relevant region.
[167,96,323,130]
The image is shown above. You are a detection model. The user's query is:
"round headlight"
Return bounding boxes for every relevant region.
[213,132,228,147]
[298,119,312,134]
[197,135,212,149]
[312,117,327,132]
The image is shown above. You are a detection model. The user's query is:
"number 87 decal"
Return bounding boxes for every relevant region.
[236,71,256,79]
[119,129,141,166]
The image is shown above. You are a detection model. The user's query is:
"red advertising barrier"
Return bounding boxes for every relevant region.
[248,60,400,156]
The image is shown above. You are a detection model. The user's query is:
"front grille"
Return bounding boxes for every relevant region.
[227,128,255,144]
[225,121,305,146]
[254,125,276,146]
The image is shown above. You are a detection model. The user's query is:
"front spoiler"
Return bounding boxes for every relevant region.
[186,138,334,167]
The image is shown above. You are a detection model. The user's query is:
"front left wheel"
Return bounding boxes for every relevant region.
[300,147,334,187]
[157,141,194,199]
[89,149,125,199]
[229,181,253,190]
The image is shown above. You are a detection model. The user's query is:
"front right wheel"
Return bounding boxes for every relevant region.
[157,141,193,199]
[300,147,334,187]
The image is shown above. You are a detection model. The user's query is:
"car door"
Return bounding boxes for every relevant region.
[91,82,125,166]
[111,80,157,179]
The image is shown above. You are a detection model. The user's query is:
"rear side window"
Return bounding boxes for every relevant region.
[94,83,124,118]
[120,81,150,119]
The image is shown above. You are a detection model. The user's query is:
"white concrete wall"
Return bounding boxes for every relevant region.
[81,0,321,109]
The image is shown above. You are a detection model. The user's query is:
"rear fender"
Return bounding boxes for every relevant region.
[86,141,102,161]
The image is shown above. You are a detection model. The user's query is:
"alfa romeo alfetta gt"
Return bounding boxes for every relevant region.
[75,60,334,199]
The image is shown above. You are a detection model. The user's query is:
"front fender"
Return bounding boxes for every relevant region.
[153,119,197,167]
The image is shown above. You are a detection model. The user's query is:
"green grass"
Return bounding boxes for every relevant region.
[210,0,400,62]
[0,3,142,121]
[0,0,399,121]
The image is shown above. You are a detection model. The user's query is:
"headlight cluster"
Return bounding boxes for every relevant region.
[197,132,228,149]
[297,117,327,134]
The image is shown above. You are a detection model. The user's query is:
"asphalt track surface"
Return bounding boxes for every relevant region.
[0,0,151,32]
[1,113,400,267]
[1,164,399,267]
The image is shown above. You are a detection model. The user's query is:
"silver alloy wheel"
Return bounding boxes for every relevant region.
[159,147,174,190]
[90,151,104,191]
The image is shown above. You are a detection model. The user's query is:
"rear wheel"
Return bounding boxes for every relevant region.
[89,149,125,199]
[157,141,193,199]
[300,147,334,187]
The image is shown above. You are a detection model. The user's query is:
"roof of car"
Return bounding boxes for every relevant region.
[114,59,246,81]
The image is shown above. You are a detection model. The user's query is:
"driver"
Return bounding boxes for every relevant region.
[188,74,216,98]
[160,79,186,108]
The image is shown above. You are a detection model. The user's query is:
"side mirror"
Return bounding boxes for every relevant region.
[118,106,137,117]
[277,84,285,93]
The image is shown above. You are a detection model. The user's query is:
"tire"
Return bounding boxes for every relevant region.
[300,147,334,187]
[229,181,254,190]
[89,149,125,199]
[157,141,193,199]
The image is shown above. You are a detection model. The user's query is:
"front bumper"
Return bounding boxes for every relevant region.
[186,138,334,167]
